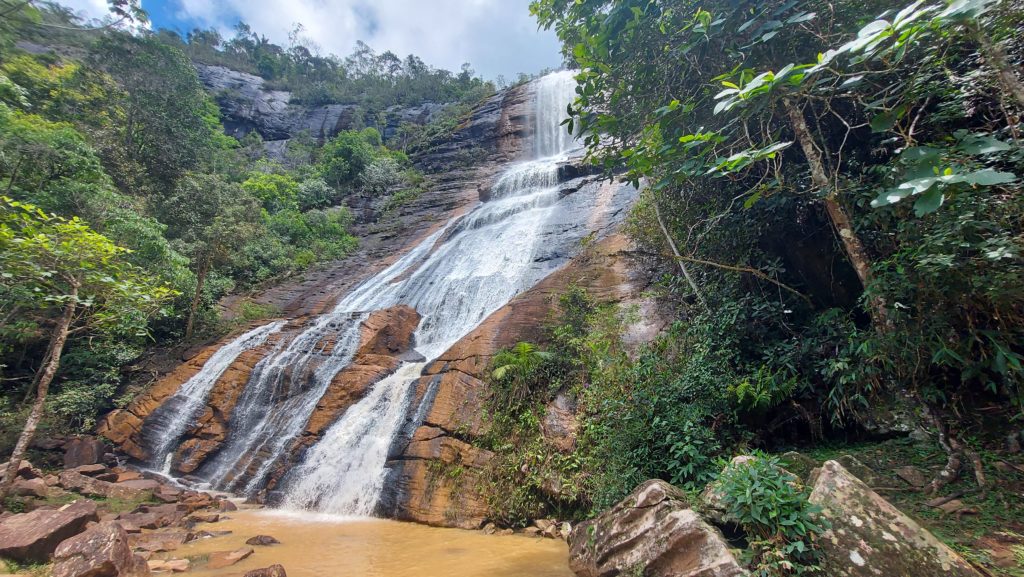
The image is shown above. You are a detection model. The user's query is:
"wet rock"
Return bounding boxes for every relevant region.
[808,460,983,577]
[117,504,186,531]
[569,479,747,577]
[0,499,98,562]
[244,565,288,577]
[147,558,190,573]
[207,547,254,569]
[188,512,220,523]
[218,498,238,512]
[63,437,106,469]
[245,534,281,546]
[116,471,143,483]
[894,465,929,487]
[481,523,496,535]
[51,521,144,577]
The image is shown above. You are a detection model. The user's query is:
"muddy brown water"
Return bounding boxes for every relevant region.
[173,508,573,577]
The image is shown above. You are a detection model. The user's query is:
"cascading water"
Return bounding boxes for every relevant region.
[143,70,634,514]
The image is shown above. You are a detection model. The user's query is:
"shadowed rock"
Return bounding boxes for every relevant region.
[568,479,748,577]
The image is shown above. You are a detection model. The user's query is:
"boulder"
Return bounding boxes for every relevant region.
[218,499,238,512]
[51,521,147,577]
[894,465,929,488]
[63,437,106,469]
[116,479,161,491]
[244,565,287,577]
[128,531,188,552]
[207,547,254,569]
[245,534,281,546]
[11,477,49,498]
[568,479,747,577]
[808,460,983,577]
[116,471,143,483]
[58,470,153,501]
[73,463,108,476]
[0,499,98,562]
[1,459,40,479]
[188,512,220,523]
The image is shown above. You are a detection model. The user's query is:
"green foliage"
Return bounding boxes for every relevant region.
[242,172,300,212]
[715,454,826,575]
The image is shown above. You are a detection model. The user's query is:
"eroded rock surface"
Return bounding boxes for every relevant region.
[568,480,748,577]
[809,460,983,577]
[0,500,99,562]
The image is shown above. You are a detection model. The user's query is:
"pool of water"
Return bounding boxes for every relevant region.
[174,508,573,577]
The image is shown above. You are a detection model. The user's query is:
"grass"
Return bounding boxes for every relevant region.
[1,558,52,576]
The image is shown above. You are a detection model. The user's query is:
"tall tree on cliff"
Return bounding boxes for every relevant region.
[0,197,173,499]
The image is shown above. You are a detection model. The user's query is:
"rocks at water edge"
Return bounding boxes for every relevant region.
[568,479,748,577]
[207,547,255,569]
[51,521,149,577]
[244,565,288,577]
[246,534,281,545]
[808,460,983,577]
[0,500,99,562]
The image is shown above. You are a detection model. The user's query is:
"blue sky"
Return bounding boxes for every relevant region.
[58,0,564,80]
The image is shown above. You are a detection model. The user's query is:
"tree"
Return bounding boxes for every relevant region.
[0,196,174,498]
[89,33,217,189]
[160,174,262,339]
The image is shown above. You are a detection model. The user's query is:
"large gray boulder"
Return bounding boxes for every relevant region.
[51,521,150,577]
[809,460,983,577]
[568,479,747,577]
[0,500,98,562]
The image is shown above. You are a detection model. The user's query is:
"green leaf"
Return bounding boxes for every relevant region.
[913,188,944,216]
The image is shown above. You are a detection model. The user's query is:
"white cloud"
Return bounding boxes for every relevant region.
[162,0,563,79]
[57,0,111,20]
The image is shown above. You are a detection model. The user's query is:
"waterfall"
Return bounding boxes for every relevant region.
[143,71,634,513]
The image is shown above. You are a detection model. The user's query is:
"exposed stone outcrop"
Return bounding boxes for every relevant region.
[196,64,445,150]
[0,500,99,562]
[808,460,983,577]
[568,480,748,577]
[381,232,662,527]
[51,521,148,577]
[63,436,106,469]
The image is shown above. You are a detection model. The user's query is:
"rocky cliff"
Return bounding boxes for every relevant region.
[99,76,653,526]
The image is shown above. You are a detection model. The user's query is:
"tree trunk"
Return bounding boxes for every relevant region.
[0,287,77,502]
[185,255,210,340]
[971,23,1024,110]
[783,97,889,327]
[652,193,708,311]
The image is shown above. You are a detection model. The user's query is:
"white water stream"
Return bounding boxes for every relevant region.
[144,71,632,515]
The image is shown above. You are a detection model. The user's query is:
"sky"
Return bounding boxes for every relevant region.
[55,0,565,80]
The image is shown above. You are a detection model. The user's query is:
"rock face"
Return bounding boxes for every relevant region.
[51,521,146,577]
[567,480,748,577]
[196,64,444,146]
[63,436,106,469]
[0,500,99,562]
[809,460,983,577]
[380,233,661,527]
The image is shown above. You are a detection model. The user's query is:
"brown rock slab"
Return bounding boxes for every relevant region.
[51,521,144,577]
[73,463,108,476]
[129,531,188,552]
[568,479,747,577]
[11,477,49,498]
[809,460,983,577]
[0,499,98,562]
[116,471,143,483]
[147,558,190,573]
[207,547,254,569]
[117,479,161,491]
[58,470,153,501]
[188,512,220,523]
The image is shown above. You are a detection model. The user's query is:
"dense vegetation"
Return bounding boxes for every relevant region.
[0,0,491,462]
[479,0,1023,572]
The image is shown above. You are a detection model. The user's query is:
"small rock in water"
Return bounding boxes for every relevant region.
[244,564,287,577]
[245,534,281,546]
[218,499,238,512]
[207,547,254,569]
[188,512,220,524]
